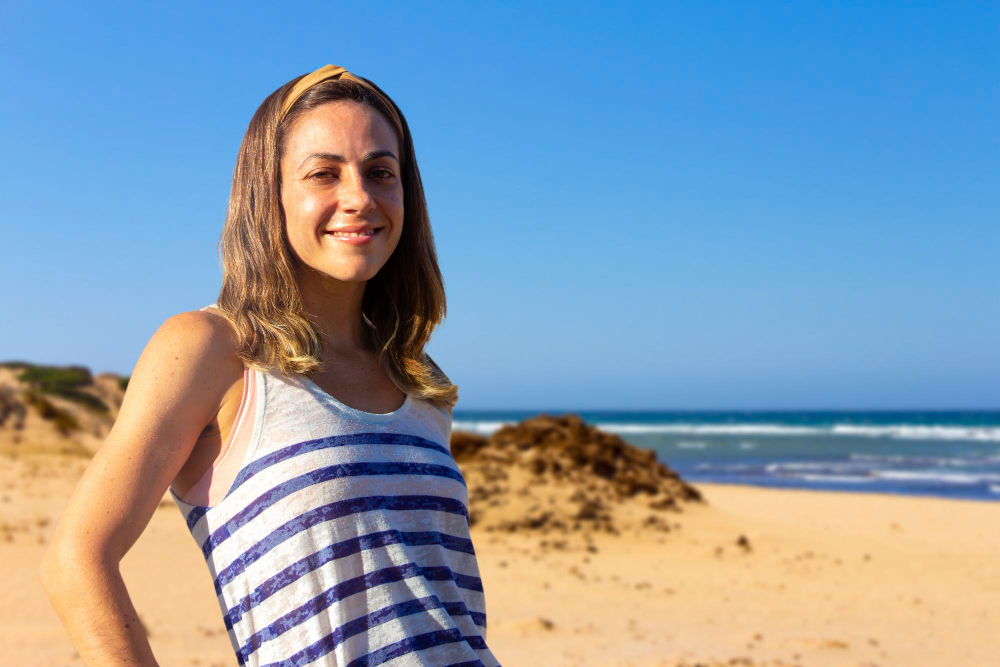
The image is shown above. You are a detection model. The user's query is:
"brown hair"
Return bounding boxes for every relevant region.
[215,71,457,409]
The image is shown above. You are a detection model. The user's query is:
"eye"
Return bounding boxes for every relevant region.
[371,168,395,180]
[308,170,335,181]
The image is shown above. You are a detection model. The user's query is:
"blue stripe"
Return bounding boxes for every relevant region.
[201,461,467,558]
[184,505,209,531]
[238,565,486,663]
[214,495,470,594]
[256,604,487,667]
[419,565,485,592]
[344,629,488,667]
[224,528,476,627]
[247,594,482,664]
[228,432,452,497]
[182,431,453,531]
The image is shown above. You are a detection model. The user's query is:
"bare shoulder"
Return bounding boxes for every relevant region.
[122,307,244,435]
[168,305,237,341]
[40,308,244,568]
[157,307,242,372]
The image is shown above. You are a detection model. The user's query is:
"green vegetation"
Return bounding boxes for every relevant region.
[44,387,109,413]
[14,363,109,414]
[118,376,130,391]
[22,389,80,434]
[17,364,92,387]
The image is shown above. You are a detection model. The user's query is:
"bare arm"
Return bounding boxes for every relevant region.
[38,310,241,666]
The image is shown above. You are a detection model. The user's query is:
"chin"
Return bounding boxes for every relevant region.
[314,261,385,284]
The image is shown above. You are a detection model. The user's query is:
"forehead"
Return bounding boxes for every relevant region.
[282,100,400,162]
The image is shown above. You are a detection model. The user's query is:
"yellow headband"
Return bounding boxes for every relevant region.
[279,65,404,148]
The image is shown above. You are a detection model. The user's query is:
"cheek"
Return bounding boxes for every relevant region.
[288,192,323,220]
[284,194,324,239]
[388,189,405,227]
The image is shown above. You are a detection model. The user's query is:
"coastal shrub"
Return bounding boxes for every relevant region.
[18,364,93,388]
[44,387,109,413]
[22,389,80,434]
[16,363,109,413]
[0,386,27,429]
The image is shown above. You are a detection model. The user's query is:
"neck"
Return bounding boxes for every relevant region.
[296,266,369,355]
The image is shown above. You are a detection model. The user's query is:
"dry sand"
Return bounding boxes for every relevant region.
[3,451,998,667]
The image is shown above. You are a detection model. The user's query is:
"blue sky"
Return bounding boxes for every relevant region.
[1,2,997,410]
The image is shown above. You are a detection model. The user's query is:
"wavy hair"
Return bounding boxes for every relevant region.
[214,71,457,409]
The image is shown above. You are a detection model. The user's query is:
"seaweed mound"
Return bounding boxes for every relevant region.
[451,413,703,536]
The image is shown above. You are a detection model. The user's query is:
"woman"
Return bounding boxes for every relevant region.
[40,65,500,667]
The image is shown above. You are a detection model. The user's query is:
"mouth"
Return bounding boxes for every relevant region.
[324,226,384,245]
[326,226,383,238]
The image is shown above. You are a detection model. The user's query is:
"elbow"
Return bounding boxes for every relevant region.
[38,541,108,597]
[38,544,69,594]
[38,550,60,598]
[38,550,80,613]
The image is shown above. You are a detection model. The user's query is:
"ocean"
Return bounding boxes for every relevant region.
[451,410,1000,502]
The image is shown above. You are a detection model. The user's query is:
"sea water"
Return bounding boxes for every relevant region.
[452,410,1000,502]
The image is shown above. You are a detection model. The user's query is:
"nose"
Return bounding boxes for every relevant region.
[338,166,376,214]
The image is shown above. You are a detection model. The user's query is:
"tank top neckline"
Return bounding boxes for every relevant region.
[298,374,413,422]
[200,303,414,422]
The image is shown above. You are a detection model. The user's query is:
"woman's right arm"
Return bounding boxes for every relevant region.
[38,310,242,666]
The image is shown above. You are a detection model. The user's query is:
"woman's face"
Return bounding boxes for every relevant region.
[279,100,404,285]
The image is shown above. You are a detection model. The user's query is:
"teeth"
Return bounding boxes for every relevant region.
[330,229,377,237]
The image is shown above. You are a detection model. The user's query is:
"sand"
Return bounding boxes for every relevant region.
[3,451,998,667]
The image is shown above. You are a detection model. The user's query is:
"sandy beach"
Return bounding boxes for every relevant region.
[7,4,1000,664]
[4,449,998,667]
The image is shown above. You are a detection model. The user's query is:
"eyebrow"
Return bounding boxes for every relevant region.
[297,150,399,171]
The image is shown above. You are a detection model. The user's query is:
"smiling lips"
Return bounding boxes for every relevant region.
[325,226,384,245]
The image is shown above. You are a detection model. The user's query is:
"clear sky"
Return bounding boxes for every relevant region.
[1,2,997,410]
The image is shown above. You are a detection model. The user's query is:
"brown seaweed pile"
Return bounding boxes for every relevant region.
[450,413,704,537]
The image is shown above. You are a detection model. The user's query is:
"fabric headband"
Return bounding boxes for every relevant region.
[278,65,405,155]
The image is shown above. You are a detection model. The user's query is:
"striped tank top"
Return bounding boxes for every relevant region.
[168,308,499,667]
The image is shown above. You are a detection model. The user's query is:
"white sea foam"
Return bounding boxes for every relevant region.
[764,466,1000,486]
[597,423,822,436]
[677,441,709,449]
[850,454,995,468]
[793,474,874,484]
[831,425,1000,442]
[451,420,512,435]
[871,470,1000,484]
[625,423,1000,442]
[766,462,838,472]
[850,453,911,463]
[738,442,757,449]
[990,485,1000,495]
[454,419,1000,442]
